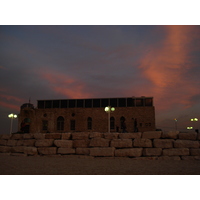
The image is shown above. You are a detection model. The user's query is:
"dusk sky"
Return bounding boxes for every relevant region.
[0,25,200,133]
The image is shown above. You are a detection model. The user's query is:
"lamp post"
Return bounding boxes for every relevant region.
[8,113,17,135]
[174,118,178,131]
[104,106,115,133]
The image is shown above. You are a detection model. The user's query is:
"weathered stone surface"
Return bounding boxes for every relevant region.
[197,133,200,140]
[17,140,24,146]
[90,132,103,138]
[0,134,11,140]
[158,156,181,160]
[110,139,132,148]
[73,140,90,148]
[57,148,75,154]
[35,139,54,147]
[0,146,11,153]
[23,134,34,139]
[178,132,197,140]
[76,148,90,155]
[90,147,115,157]
[10,153,27,156]
[190,149,200,156]
[7,140,18,146]
[0,140,7,146]
[11,134,23,140]
[33,133,45,139]
[142,131,162,139]
[72,132,89,140]
[45,133,61,139]
[104,133,119,139]
[174,140,199,148]
[119,132,142,139]
[153,139,174,148]
[38,147,57,155]
[23,139,36,146]
[54,140,73,148]
[162,131,179,139]
[181,156,200,160]
[115,148,143,157]
[133,157,158,160]
[163,148,189,156]
[62,133,71,140]
[143,148,162,156]
[24,147,38,155]
[90,138,110,147]
[133,138,152,147]
[11,146,24,153]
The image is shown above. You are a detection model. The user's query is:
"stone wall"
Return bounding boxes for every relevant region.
[0,131,200,160]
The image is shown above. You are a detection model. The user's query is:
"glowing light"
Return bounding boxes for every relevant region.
[187,127,193,130]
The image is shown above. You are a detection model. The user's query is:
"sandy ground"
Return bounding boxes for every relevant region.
[0,155,200,175]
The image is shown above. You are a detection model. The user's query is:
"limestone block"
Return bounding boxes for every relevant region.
[90,147,115,157]
[178,132,197,140]
[23,139,36,146]
[76,148,90,155]
[133,157,158,160]
[34,133,45,139]
[115,148,143,157]
[73,140,90,148]
[54,140,73,148]
[162,131,179,139]
[11,134,23,140]
[158,156,181,160]
[72,132,89,140]
[110,139,132,148]
[0,134,11,140]
[24,147,38,155]
[197,133,200,140]
[0,146,11,153]
[45,133,61,139]
[11,146,24,153]
[133,138,152,147]
[17,140,24,146]
[10,153,27,156]
[163,148,189,156]
[38,147,57,155]
[23,133,34,139]
[174,140,199,148]
[190,149,200,156]
[57,148,75,154]
[62,133,71,140]
[143,148,162,156]
[0,140,7,146]
[7,140,18,146]
[119,132,142,139]
[89,138,110,147]
[142,131,162,139]
[104,133,119,139]
[89,132,103,138]
[35,139,54,147]
[153,139,174,148]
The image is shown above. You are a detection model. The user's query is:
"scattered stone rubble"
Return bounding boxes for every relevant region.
[0,131,200,160]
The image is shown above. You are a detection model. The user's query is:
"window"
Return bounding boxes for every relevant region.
[45,100,52,108]
[87,117,92,130]
[110,98,118,107]
[53,100,60,108]
[118,98,126,107]
[145,98,153,106]
[57,116,64,131]
[110,117,115,130]
[101,99,109,107]
[85,99,92,108]
[69,100,76,108]
[70,120,75,130]
[127,98,135,107]
[136,98,144,106]
[38,101,44,109]
[61,100,68,108]
[77,99,84,108]
[93,99,101,107]
[42,120,48,131]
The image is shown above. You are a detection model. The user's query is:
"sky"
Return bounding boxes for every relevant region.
[0,25,200,133]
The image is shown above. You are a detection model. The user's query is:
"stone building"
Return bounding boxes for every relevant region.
[18,96,156,133]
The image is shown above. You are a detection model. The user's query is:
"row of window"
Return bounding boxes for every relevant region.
[38,97,153,109]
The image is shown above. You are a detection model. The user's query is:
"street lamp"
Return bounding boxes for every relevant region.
[8,113,17,135]
[191,118,198,132]
[104,106,115,133]
[187,127,193,130]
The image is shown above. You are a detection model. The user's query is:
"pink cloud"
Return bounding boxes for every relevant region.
[0,101,19,111]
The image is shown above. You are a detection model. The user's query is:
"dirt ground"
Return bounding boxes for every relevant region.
[0,155,200,175]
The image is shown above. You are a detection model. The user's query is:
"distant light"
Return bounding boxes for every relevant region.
[174,118,177,122]
[8,113,17,118]
[104,107,109,112]
[194,118,198,121]
[111,107,115,112]
[187,127,193,130]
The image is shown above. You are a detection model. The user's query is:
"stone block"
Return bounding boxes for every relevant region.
[0,146,11,153]
[133,157,158,160]
[17,140,24,146]
[104,133,119,139]
[73,140,90,148]
[163,148,189,156]
[90,147,115,157]
[11,134,24,140]
[34,133,45,139]
[89,138,110,147]
[45,133,61,139]
[0,134,11,140]
[0,140,7,146]
[7,140,18,146]
[54,140,73,148]
[174,140,199,148]
[197,133,200,140]
[153,139,174,148]
[72,132,89,140]
[10,153,27,156]
[38,147,57,155]
[162,131,179,139]
[178,132,197,140]
[158,156,181,160]
[57,148,75,154]
[24,147,38,155]
[190,149,200,156]
[89,132,103,138]
[110,139,132,148]
[23,134,34,139]
[115,148,143,157]
[143,148,162,156]
[11,146,24,153]
[62,133,71,140]
[23,139,36,146]
[133,138,152,147]
[35,139,54,147]
[119,132,142,139]
[76,148,90,155]
[142,131,162,139]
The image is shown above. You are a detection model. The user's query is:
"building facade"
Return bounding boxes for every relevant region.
[18,97,156,133]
